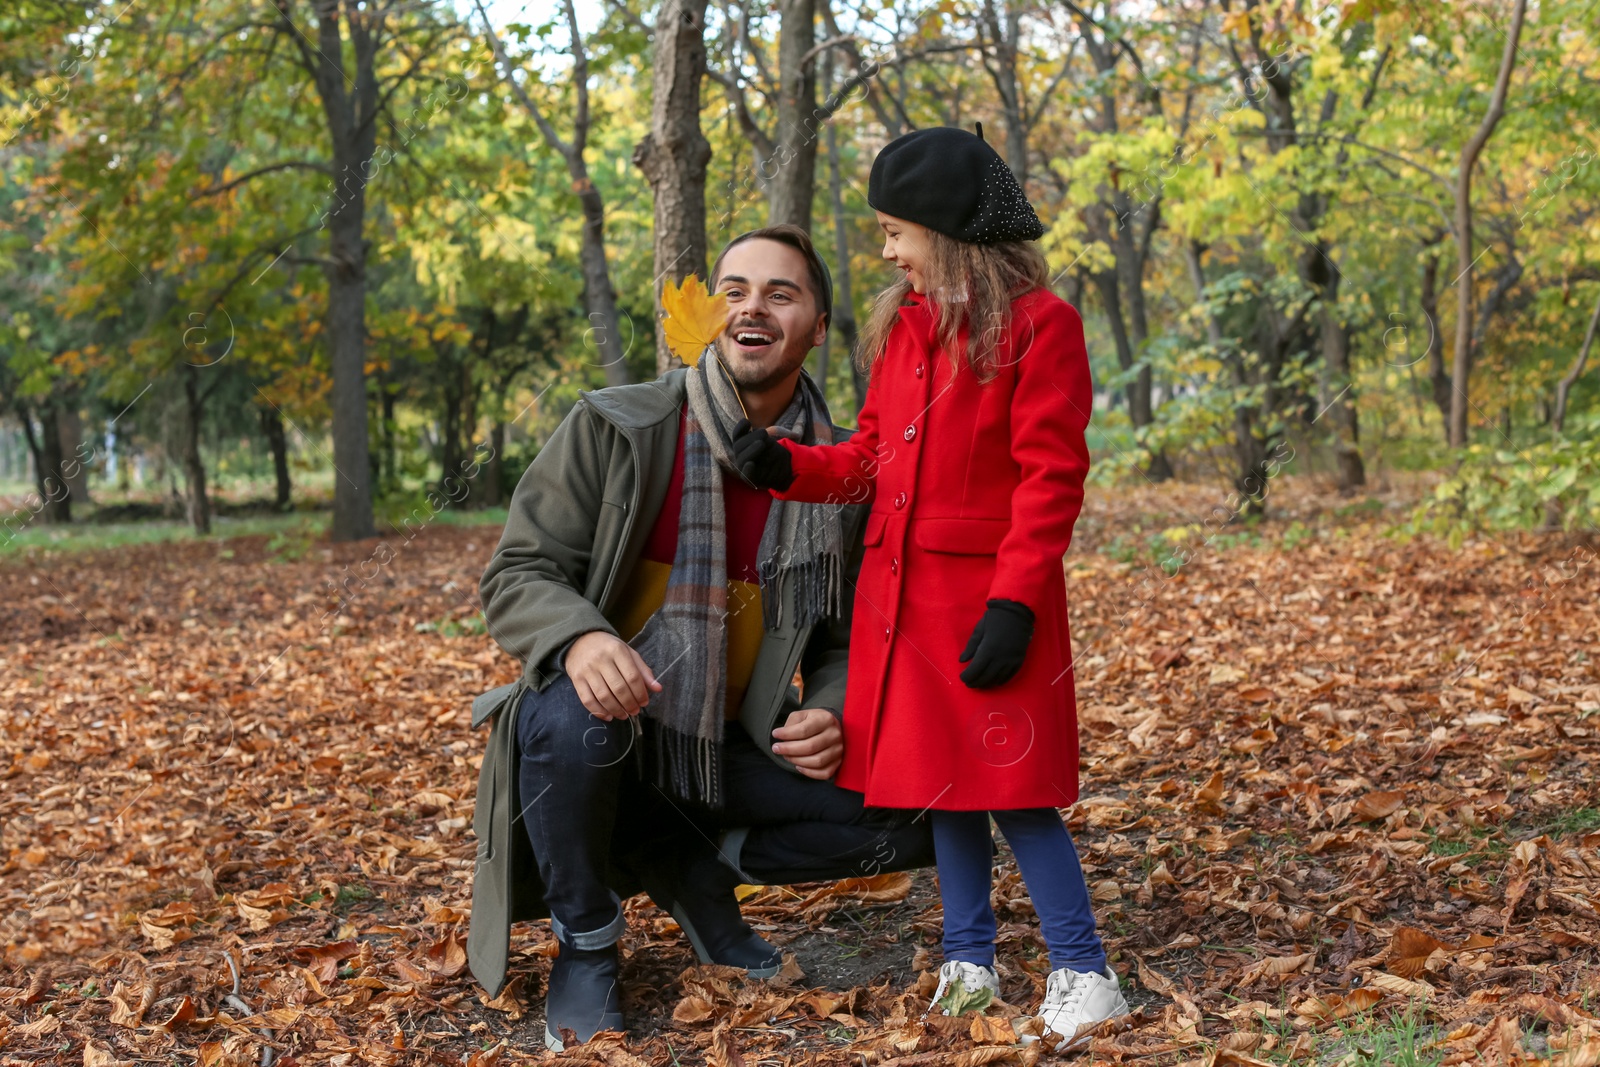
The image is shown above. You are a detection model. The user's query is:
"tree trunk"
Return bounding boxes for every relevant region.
[324,217,375,540]
[40,406,72,523]
[1420,248,1451,430]
[1449,0,1528,448]
[439,357,464,499]
[182,365,211,535]
[260,406,292,508]
[56,406,90,505]
[824,103,865,413]
[16,404,72,525]
[480,0,631,387]
[312,0,379,541]
[768,0,818,229]
[1320,272,1365,489]
[978,0,1027,185]
[1552,290,1600,436]
[461,359,481,502]
[1071,19,1167,480]
[1090,266,1136,407]
[1188,241,1272,512]
[1542,289,1600,530]
[576,184,630,387]
[486,420,507,508]
[635,0,711,375]
[1087,261,1168,477]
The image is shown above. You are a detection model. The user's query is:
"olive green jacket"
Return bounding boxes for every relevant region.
[466,368,866,997]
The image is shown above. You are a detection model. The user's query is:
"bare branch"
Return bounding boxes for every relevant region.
[472,0,574,162]
[190,161,333,199]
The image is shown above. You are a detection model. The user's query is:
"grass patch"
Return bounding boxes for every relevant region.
[415,614,489,638]
[1,505,508,559]
[1322,1008,1443,1067]
[334,883,375,911]
[1427,826,1511,861]
[1538,808,1600,838]
[0,512,325,556]
[1334,497,1388,519]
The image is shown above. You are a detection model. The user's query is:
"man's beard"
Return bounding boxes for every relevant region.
[715,335,811,393]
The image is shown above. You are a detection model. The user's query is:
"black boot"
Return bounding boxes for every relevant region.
[543,941,624,1051]
[640,850,782,977]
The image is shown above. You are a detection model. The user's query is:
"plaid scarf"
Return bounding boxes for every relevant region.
[629,350,844,807]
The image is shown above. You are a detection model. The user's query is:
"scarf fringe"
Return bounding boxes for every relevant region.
[650,720,722,808]
[760,550,843,631]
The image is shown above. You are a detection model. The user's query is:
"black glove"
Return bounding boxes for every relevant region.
[729,418,795,491]
[958,599,1035,689]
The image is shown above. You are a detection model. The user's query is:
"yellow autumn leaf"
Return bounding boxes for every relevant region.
[661,274,728,366]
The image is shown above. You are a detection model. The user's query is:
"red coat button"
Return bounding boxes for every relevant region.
[884,626,891,642]
[904,425,916,441]
[890,558,899,575]
[914,363,924,378]
[894,492,907,509]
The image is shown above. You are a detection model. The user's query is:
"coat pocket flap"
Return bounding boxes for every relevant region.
[863,511,888,546]
[471,682,523,730]
[912,517,1009,555]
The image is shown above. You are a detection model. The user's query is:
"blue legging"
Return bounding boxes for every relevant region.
[931,808,1106,974]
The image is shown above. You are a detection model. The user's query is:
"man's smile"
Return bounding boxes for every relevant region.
[728,322,780,352]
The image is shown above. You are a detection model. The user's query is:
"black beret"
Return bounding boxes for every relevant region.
[868,127,1044,244]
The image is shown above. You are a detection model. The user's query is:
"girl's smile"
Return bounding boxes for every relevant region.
[876,210,932,294]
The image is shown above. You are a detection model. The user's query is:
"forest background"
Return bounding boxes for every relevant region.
[3,0,1598,549]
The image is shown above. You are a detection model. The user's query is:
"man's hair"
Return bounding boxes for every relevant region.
[709,223,833,326]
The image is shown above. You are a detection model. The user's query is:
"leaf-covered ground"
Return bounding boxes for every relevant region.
[3,479,1599,1066]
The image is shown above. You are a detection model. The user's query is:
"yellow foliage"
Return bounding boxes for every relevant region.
[660,274,728,366]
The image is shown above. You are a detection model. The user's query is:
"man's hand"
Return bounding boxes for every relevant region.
[566,631,662,721]
[771,708,843,780]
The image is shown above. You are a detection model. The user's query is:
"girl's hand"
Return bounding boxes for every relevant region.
[957,599,1034,688]
[730,419,796,491]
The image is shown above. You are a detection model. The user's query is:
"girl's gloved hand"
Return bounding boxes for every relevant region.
[730,418,796,491]
[958,599,1034,688]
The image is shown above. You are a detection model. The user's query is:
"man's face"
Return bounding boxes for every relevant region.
[712,239,828,392]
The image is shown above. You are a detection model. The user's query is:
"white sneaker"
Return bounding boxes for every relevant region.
[1037,964,1129,1047]
[928,960,1000,1016]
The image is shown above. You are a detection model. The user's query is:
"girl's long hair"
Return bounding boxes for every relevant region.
[857,230,1049,381]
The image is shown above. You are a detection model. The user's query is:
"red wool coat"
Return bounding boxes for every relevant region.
[776,287,1093,811]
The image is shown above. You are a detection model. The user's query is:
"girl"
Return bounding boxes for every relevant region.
[731,126,1127,1047]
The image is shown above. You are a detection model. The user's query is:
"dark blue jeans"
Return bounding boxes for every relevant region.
[514,676,935,946]
[931,808,1106,974]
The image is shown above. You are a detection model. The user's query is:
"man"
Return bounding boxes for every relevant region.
[467,225,935,1051]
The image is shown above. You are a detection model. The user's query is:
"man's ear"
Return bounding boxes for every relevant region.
[812,314,829,348]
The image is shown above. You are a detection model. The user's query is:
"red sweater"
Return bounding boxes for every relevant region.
[611,407,773,715]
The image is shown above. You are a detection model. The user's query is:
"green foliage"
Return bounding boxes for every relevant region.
[265,521,320,562]
[1407,412,1600,544]
[414,613,489,638]
[1,0,1597,531]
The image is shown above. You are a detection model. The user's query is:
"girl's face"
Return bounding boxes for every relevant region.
[876,211,932,294]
